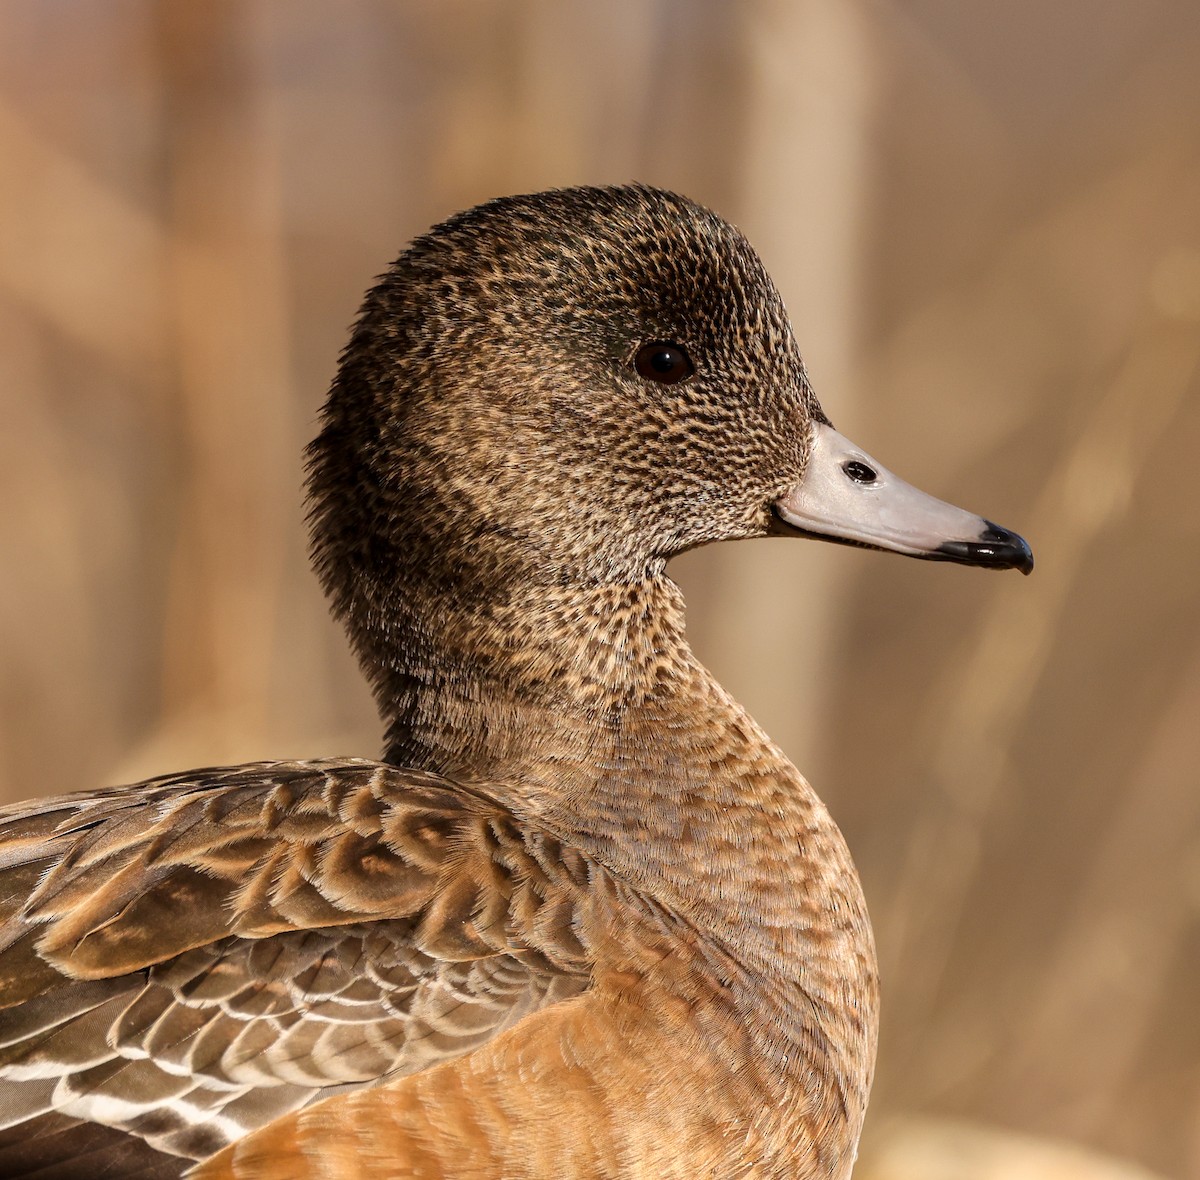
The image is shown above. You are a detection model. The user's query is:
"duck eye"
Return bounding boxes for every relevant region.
[842,460,878,484]
[634,342,694,384]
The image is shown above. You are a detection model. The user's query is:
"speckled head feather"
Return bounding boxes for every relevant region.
[307,185,830,736]
[310,185,825,580]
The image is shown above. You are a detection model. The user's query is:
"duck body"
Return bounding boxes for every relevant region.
[0,186,1030,1178]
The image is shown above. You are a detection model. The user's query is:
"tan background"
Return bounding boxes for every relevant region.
[1,2,1198,1176]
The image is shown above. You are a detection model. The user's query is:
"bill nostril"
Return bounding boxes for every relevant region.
[842,460,877,485]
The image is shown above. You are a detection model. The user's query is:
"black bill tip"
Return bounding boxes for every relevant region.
[935,521,1034,575]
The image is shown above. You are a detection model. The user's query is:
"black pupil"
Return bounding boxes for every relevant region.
[843,460,877,484]
[634,341,693,384]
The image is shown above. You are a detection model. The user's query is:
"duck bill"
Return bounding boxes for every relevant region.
[772,423,1033,574]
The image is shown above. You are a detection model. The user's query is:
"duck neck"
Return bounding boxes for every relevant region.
[376,573,695,776]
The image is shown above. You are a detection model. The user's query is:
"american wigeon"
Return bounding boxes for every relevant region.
[0,186,1031,1179]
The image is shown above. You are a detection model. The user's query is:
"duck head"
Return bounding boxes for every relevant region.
[308,185,1030,677]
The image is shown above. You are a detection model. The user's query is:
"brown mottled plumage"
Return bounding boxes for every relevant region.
[0,186,1031,1178]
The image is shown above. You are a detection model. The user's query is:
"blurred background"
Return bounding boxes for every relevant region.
[1,2,1198,1176]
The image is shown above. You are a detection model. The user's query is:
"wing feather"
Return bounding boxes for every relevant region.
[0,759,599,1171]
